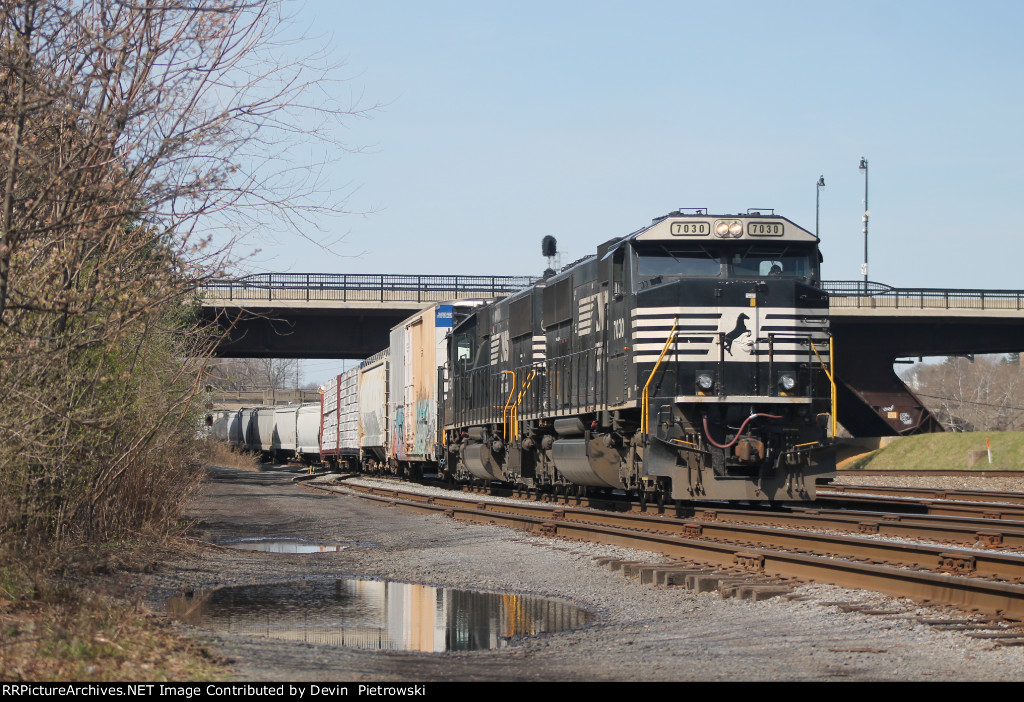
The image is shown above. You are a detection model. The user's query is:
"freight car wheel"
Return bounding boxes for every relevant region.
[575,484,587,505]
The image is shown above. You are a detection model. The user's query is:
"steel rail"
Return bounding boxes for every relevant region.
[441,495,1024,582]
[815,493,1024,521]
[824,484,1024,506]
[689,506,1024,550]
[308,481,1024,618]
[840,470,1024,478]
[336,479,1024,548]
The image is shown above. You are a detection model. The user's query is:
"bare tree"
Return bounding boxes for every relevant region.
[0,0,368,549]
[208,357,299,390]
[902,355,1024,431]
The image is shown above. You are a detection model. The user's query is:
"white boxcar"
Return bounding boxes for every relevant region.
[321,367,360,469]
[388,301,484,469]
[357,349,389,470]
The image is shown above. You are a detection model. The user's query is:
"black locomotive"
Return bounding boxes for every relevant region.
[443,209,836,503]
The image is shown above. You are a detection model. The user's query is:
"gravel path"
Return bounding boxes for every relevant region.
[144,466,1024,682]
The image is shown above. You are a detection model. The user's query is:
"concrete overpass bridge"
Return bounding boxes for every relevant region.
[826,281,1024,436]
[200,273,535,358]
[199,275,1024,437]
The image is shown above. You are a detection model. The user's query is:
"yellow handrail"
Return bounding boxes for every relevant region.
[502,370,516,440]
[809,337,837,438]
[830,337,837,438]
[510,369,537,441]
[641,319,678,436]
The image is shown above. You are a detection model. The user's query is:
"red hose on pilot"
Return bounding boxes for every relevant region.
[702,413,783,449]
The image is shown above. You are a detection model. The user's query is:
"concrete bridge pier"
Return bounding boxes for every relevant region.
[832,343,944,436]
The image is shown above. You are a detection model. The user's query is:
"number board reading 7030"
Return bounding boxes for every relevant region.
[747,221,785,236]
[669,221,710,236]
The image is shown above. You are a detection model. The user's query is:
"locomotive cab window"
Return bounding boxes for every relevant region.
[454,333,473,364]
[636,245,722,278]
[730,245,815,280]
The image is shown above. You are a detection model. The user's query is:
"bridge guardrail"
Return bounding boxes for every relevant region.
[200,275,1024,311]
[202,273,537,303]
[824,281,1024,311]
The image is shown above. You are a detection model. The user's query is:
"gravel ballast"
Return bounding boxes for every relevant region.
[146,466,1024,682]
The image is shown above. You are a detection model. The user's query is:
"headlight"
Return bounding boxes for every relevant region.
[714,219,742,238]
[778,374,796,392]
[696,373,714,391]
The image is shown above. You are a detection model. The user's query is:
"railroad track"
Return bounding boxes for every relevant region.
[840,470,1024,478]
[823,483,1024,506]
[303,476,1024,622]
[816,488,1024,521]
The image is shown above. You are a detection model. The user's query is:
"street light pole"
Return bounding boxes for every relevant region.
[859,157,869,293]
[816,175,825,238]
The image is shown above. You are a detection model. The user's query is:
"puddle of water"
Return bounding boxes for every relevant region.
[219,538,353,553]
[167,578,592,652]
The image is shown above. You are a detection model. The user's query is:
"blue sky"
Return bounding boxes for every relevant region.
[246,0,1022,288]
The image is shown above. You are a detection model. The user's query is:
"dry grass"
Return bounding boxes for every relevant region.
[200,439,262,471]
[0,542,231,682]
[0,596,228,681]
[847,431,1024,471]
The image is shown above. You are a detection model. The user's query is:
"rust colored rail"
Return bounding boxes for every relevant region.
[840,470,1024,478]
[307,480,1024,619]
[825,484,1024,506]
[333,474,1024,545]
[816,492,1024,521]
[691,506,1024,551]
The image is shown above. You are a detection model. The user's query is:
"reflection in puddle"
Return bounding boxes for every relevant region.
[167,578,592,652]
[219,538,351,553]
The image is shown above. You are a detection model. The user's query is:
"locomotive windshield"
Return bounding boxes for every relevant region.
[635,242,816,281]
[729,244,815,280]
[636,244,722,278]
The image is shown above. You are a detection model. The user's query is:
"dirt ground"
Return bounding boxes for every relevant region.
[141,465,1024,682]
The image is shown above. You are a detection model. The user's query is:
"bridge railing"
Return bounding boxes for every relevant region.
[202,273,537,303]
[824,281,1024,310]
[201,275,1024,310]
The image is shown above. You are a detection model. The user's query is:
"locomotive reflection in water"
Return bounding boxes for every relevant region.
[167,579,592,652]
[210,209,836,504]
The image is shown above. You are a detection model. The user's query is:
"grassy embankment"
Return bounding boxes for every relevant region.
[0,546,228,681]
[843,431,1024,471]
[0,441,255,681]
